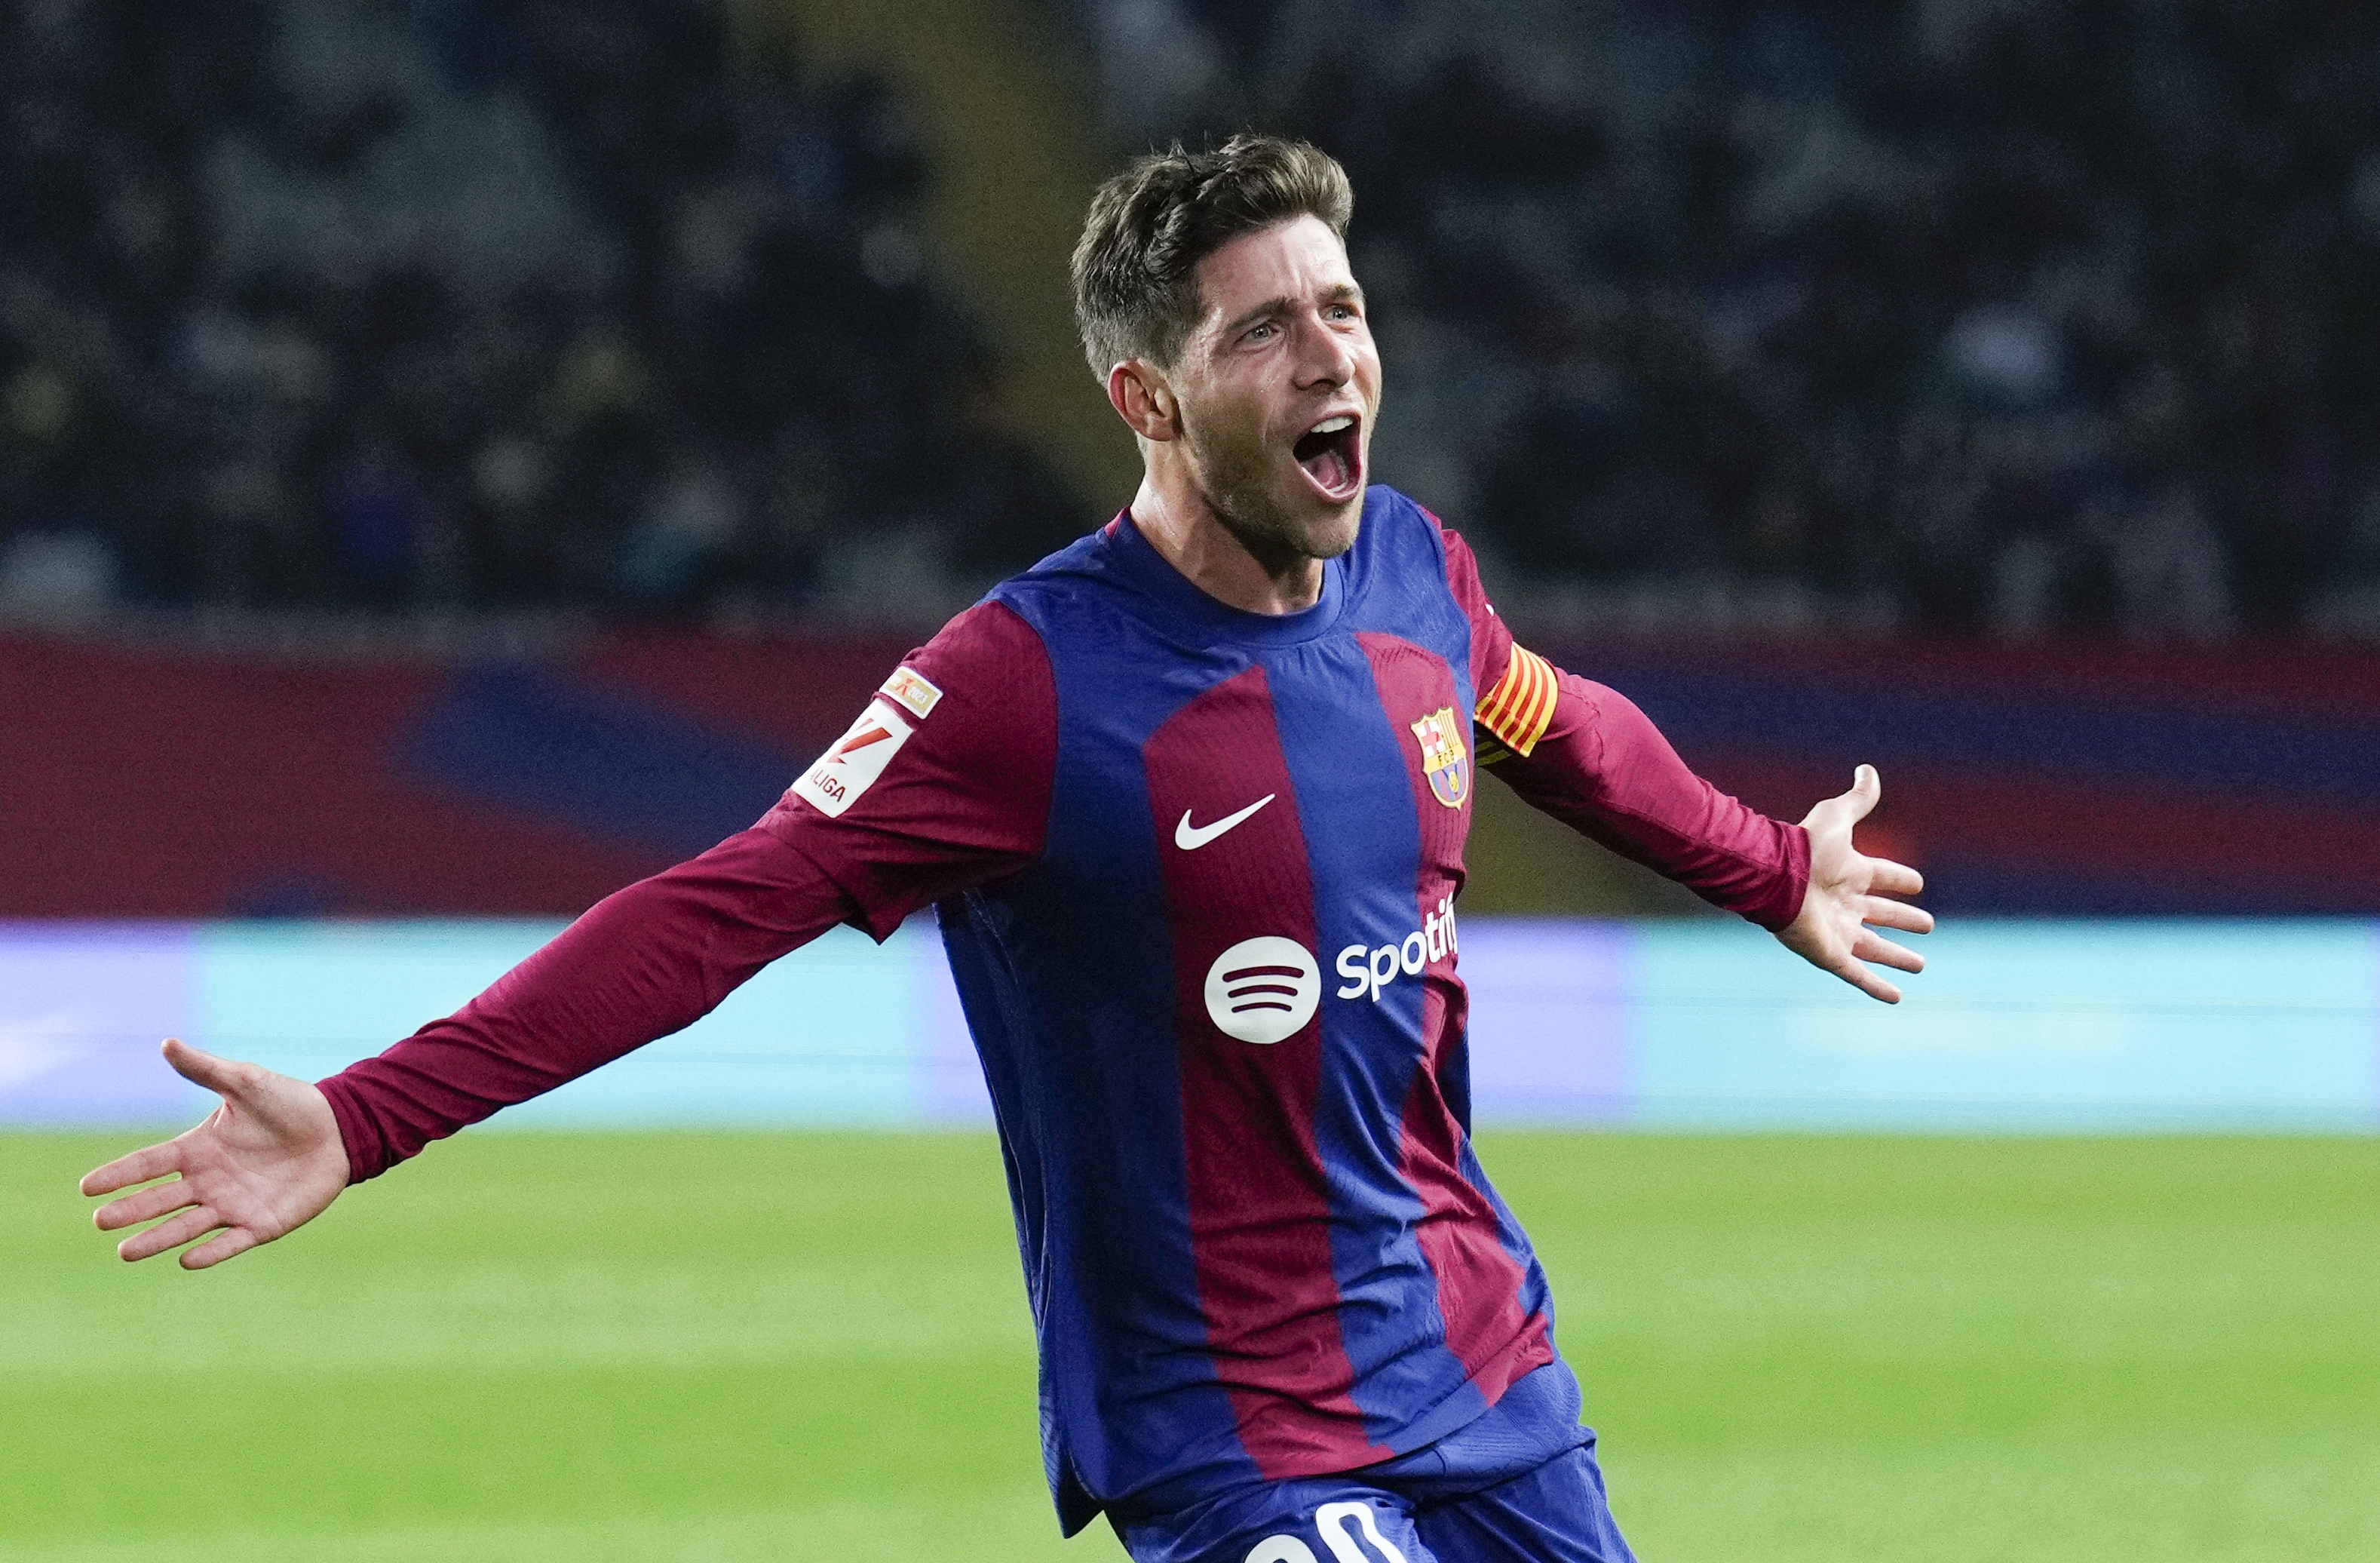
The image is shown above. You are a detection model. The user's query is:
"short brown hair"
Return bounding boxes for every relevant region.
[1071,134,1354,378]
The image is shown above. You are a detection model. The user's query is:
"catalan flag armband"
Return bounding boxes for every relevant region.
[1474,643,1559,762]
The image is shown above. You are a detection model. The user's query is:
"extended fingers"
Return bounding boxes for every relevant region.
[182,1228,262,1270]
[94,1178,198,1233]
[1831,954,1903,1005]
[117,1205,225,1264]
[1866,856,1924,898]
[1862,897,1934,935]
[1854,929,1926,975]
[80,1141,182,1199]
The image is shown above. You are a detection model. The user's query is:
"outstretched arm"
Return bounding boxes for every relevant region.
[80,823,854,1264]
[1434,517,1927,1000]
[1486,675,1930,1003]
[80,600,1059,1266]
[1480,656,1813,929]
[317,823,861,1181]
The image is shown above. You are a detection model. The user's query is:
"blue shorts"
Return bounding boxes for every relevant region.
[1111,1362,1637,1563]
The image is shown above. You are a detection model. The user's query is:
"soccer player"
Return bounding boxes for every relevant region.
[83,137,1928,1561]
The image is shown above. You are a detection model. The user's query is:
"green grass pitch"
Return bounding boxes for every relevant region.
[5,1130,2377,1561]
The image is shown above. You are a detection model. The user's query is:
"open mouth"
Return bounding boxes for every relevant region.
[1292,413,1363,501]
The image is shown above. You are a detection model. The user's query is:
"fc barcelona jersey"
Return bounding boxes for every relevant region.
[774,487,1805,1529]
[320,486,1806,1537]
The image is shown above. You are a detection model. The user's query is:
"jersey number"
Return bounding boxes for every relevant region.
[1246,1500,1411,1563]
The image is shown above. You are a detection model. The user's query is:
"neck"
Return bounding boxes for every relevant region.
[1127,472,1325,616]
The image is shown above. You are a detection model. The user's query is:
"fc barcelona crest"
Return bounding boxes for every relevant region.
[1409,707,1470,809]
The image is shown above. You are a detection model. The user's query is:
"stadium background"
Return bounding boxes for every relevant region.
[4,2,2377,1559]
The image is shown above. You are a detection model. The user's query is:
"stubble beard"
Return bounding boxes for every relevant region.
[1181,412,1363,573]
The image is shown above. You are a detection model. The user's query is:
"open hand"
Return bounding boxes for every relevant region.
[80,1039,349,1269]
[1777,765,1933,1003]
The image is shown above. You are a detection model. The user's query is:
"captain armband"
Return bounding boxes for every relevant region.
[1473,644,1559,764]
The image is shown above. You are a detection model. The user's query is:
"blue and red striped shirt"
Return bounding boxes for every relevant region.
[320,487,1808,1534]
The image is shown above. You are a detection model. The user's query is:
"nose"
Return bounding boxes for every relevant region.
[1292,309,1357,389]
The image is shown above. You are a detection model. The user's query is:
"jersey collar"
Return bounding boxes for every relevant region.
[1103,508,1351,648]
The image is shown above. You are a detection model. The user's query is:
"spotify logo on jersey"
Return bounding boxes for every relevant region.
[1203,937,1321,1044]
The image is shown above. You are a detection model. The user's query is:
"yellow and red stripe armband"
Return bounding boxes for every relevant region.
[1474,643,1559,761]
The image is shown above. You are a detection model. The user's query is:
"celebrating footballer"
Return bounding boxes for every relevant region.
[84,135,1930,1562]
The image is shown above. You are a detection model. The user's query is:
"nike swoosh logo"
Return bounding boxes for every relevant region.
[1176,794,1277,850]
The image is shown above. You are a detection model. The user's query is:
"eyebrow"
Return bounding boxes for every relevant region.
[1217,282,1366,340]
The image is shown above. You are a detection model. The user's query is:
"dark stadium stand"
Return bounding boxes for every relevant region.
[8,0,2378,638]
[0,0,1083,621]
[1076,0,2380,640]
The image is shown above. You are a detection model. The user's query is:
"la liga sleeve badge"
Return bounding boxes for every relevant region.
[793,699,915,818]
[1409,706,1470,808]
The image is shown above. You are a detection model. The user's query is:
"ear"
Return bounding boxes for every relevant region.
[1107,361,1178,442]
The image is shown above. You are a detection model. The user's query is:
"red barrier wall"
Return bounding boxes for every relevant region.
[4,628,2373,917]
[0,629,907,918]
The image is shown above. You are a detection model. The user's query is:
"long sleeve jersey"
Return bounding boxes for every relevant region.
[319,487,1808,1533]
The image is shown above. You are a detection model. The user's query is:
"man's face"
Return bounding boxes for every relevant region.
[1162,215,1380,567]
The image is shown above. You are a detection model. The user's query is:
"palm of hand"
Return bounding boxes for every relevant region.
[1778,765,1932,1003]
[81,1039,349,1269]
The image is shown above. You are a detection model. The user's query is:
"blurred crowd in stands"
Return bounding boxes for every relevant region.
[1086,0,2380,639]
[0,0,1076,623]
[5,0,2379,642]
